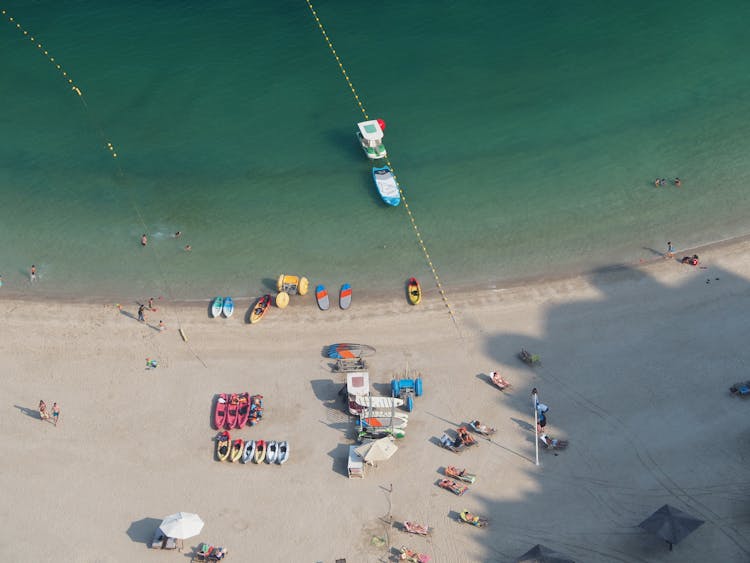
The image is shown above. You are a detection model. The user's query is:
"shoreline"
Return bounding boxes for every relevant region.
[3,222,749,561]
[3,231,749,309]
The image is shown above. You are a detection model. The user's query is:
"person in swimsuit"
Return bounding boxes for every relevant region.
[39,400,50,421]
[52,403,60,426]
[30,265,37,282]
[141,234,148,246]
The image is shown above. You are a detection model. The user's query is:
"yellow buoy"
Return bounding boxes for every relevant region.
[275,291,289,309]
[298,276,309,296]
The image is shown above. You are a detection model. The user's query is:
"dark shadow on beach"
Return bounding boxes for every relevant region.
[463,261,750,561]
[126,516,161,545]
[119,308,137,321]
[14,404,42,420]
[327,443,351,477]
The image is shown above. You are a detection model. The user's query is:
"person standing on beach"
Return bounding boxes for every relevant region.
[30,265,37,282]
[666,241,674,259]
[137,304,146,322]
[148,297,155,311]
[39,400,50,421]
[52,403,60,426]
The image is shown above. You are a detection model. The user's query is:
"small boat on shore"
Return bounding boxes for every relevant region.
[222,297,234,318]
[277,441,289,464]
[216,431,231,462]
[211,297,223,318]
[407,278,421,305]
[213,394,228,429]
[250,295,271,324]
[241,440,255,464]
[372,166,401,206]
[357,119,387,160]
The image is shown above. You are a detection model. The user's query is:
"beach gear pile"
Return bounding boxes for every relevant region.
[211,393,285,464]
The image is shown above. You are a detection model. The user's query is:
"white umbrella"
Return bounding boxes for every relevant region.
[159,512,204,539]
[355,436,398,462]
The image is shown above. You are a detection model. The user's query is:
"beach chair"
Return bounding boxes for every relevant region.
[151,530,166,549]
[440,433,463,453]
[192,543,211,562]
[164,537,177,550]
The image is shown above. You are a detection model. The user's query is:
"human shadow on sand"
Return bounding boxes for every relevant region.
[14,404,42,420]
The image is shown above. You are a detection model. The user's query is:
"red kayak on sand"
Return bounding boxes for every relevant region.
[225,393,239,429]
[235,392,250,428]
[213,394,228,430]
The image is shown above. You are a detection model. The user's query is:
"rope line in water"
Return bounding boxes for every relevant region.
[1,8,206,363]
[304,0,460,333]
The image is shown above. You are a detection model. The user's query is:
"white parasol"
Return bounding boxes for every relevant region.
[355,436,398,463]
[159,512,204,539]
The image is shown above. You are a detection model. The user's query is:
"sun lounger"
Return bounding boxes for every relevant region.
[164,536,177,550]
[192,543,211,562]
[151,530,166,549]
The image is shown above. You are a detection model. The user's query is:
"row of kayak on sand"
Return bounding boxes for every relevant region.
[215,432,289,465]
[213,278,422,324]
[213,393,264,429]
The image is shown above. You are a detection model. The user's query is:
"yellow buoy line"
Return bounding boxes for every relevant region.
[1,8,205,359]
[304,0,460,333]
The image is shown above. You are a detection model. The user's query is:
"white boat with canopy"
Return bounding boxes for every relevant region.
[357,119,387,160]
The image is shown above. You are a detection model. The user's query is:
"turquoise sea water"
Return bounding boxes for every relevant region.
[1,1,750,301]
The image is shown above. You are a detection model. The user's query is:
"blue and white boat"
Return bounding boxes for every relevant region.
[372,166,401,206]
[222,296,234,318]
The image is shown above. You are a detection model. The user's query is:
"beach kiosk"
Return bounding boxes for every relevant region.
[348,445,364,478]
[356,120,387,160]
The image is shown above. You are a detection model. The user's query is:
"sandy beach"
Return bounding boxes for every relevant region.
[2,239,750,563]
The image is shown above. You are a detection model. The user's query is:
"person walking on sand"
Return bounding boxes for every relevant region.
[137,304,146,322]
[666,241,674,259]
[30,264,37,282]
[52,402,60,426]
[141,234,148,246]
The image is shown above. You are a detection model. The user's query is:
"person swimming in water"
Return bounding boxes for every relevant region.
[141,234,148,246]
